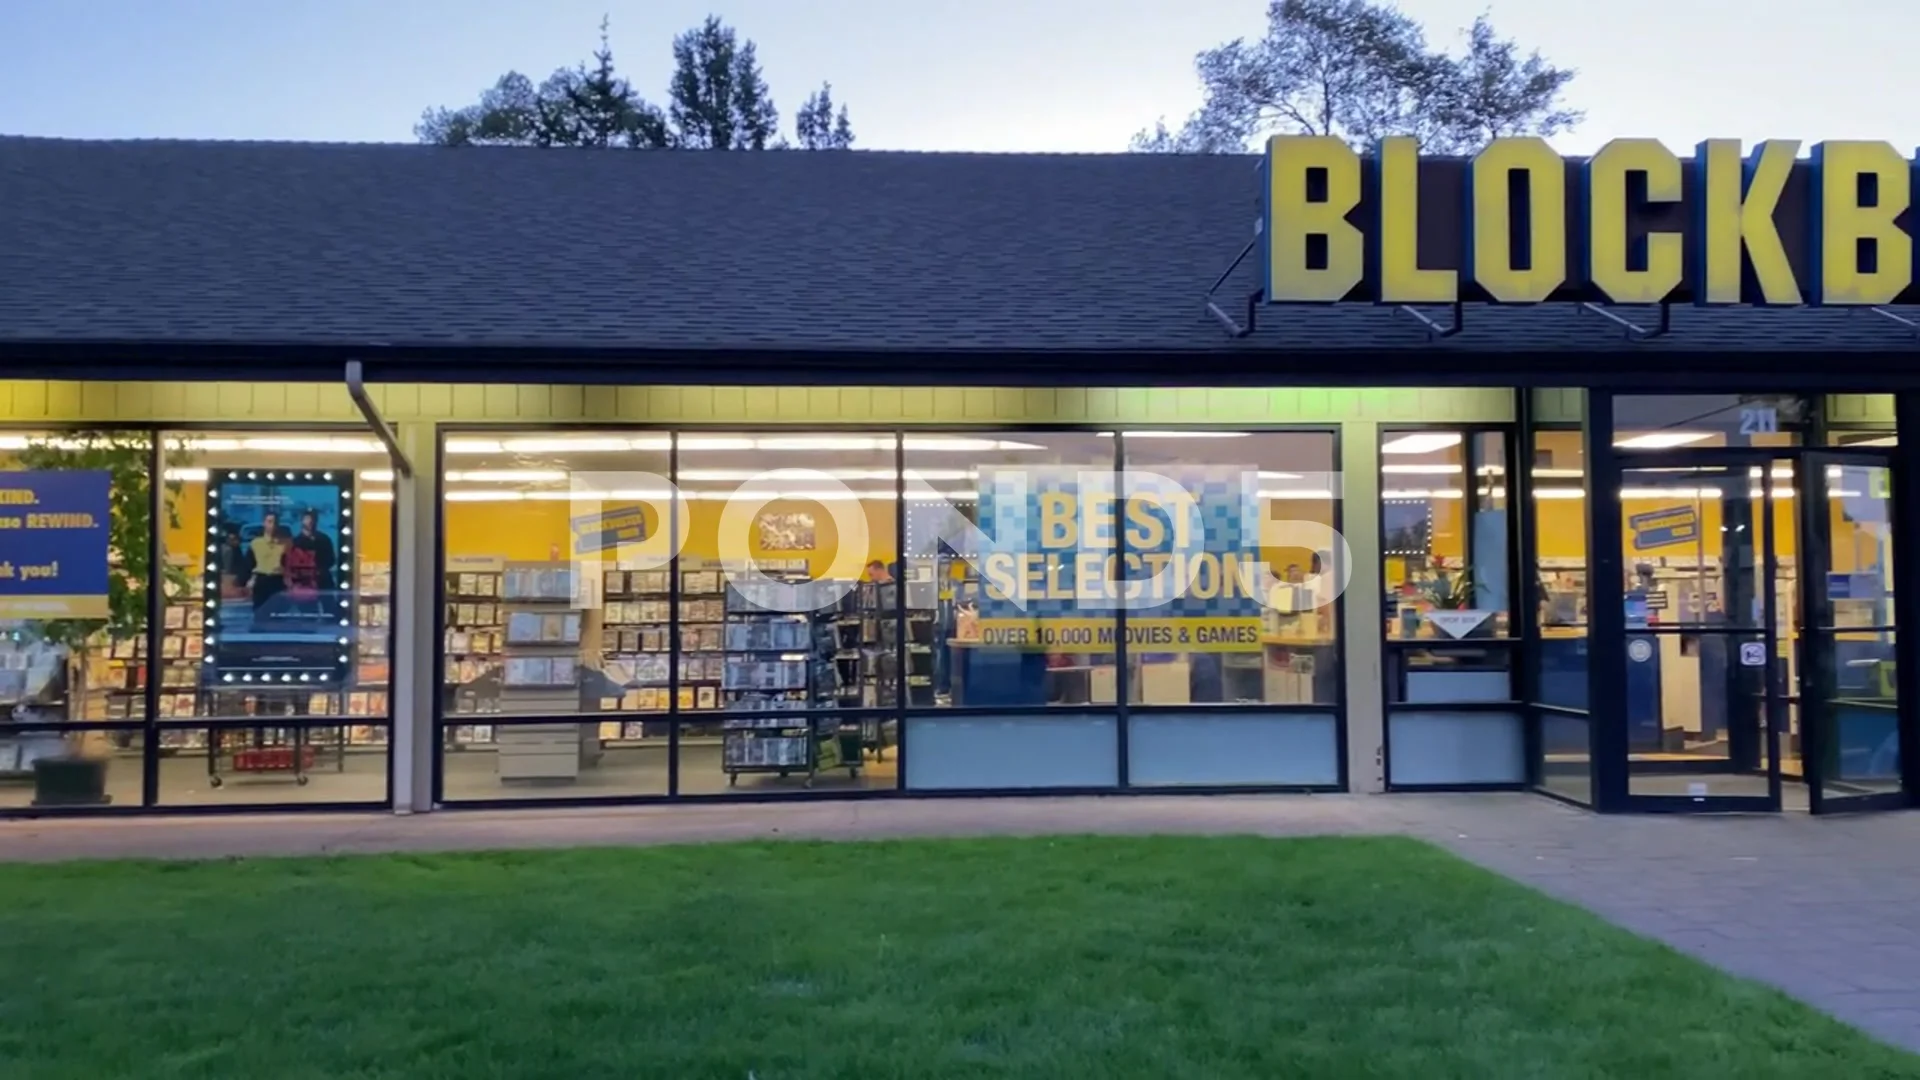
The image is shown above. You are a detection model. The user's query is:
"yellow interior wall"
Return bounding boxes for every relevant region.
[1536,485,1878,573]
[441,498,899,572]
[437,497,1329,575]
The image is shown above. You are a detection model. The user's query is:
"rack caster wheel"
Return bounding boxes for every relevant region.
[209,776,223,788]
[296,775,310,786]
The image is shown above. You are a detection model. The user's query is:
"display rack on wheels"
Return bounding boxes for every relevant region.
[204,726,344,787]
[719,568,858,787]
[720,715,857,787]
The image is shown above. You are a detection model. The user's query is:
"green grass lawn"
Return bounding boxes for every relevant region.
[0,835,1912,1079]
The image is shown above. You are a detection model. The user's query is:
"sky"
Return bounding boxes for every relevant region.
[1,0,1917,154]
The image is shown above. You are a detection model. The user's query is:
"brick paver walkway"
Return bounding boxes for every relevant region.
[6,793,1920,1053]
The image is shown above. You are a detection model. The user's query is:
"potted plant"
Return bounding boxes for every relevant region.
[1417,563,1495,639]
[10,432,188,806]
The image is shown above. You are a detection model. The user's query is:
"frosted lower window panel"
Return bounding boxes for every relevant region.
[1387,710,1525,785]
[1127,713,1340,787]
[904,715,1118,790]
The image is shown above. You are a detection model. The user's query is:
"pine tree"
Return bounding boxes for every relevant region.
[667,16,780,150]
[796,83,855,150]
[417,17,853,152]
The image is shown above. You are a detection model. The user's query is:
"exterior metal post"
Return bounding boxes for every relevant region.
[1514,390,1542,785]
[1893,393,1920,806]
[1583,392,1628,811]
[391,421,440,813]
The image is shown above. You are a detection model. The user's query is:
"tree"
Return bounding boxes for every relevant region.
[417,19,667,148]
[417,17,852,151]
[666,16,781,150]
[1438,15,1582,147]
[1131,0,1579,154]
[795,82,855,150]
[11,434,190,729]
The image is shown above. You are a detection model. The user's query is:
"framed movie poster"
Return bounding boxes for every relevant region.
[202,469,357,686]
[756,511,816,552]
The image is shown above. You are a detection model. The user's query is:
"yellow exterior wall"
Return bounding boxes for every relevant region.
[1829,393,1896,424]
[0,381,1516,425]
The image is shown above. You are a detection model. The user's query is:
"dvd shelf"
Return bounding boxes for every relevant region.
[600,566,671,726]
[718,566,871,786]
[494,561,599,782]
[444,564,505,732]
[679,562,727,712]
[68,559,393,731]
[722,564,829,712]
[426,553,925,786]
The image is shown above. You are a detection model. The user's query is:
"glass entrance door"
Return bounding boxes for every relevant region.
[1615,458,1785,810]
[1800,452,1905,813]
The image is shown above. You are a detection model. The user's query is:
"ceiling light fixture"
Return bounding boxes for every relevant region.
[1378,433,1463,455]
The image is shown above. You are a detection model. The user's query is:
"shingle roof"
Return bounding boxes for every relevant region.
[1,136,1917,358]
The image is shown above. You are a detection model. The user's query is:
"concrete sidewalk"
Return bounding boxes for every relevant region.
[0,792,1442,862]
[8,792,1920,1054]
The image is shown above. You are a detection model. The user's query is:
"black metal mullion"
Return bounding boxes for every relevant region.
[1329,423,1349,791]
[141,430,164,807]
[1374,426,1396,785]
[893,431,907,791]
[383,425,405,808]
[666,432,681,798]
[1113,431,1130,787]
[1762,459,1786,811]
[429,429,449,805]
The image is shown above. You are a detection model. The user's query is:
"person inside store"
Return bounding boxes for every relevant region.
[247,510,289,621]
[283,508,339,618]
[864,559,893,584]
[216,522,253,600]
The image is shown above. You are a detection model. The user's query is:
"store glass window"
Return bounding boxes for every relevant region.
[900,432,1119,791]
[1613,394,1804,450]
[0,430,153,809]
[437,430,672,800]
[1122,431,1341,706]
[903,432,1118,710]
[156,431,394,805]
[673,431,897,796]
[1119,430,1343,789]
[1379,428,1521,787]
[1381,430,1510,641]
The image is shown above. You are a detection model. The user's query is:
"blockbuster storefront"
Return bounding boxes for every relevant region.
[1,133,1918,816]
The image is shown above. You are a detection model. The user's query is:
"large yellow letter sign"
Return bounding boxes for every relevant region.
[1263,135,1363,302]
[1694,139,1802,305]
[1810,140,1912,305]
[1585,139,1683,304]
[1374,136,1457,303]
[1467,137,1567,303]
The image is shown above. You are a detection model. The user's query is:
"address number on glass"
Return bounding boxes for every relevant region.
[1738,407,1779,435]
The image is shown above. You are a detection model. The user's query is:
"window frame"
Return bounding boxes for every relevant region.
[430,421,1349,807]
[1376,422,1527,792]
[0,420,398,815]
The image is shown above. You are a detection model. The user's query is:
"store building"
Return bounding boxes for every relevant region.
[0,134,1913,816]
